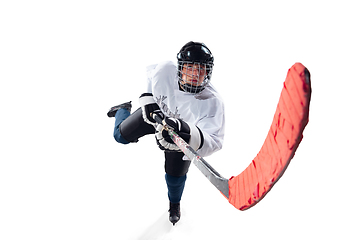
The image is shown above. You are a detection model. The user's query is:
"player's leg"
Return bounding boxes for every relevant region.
[165,173,187,204]
[108,102,155,144]
[113,107,131,144]
[164,151,191,225]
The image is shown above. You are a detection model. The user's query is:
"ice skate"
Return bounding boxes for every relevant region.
[169,202,181,226]
[107,101,132,118]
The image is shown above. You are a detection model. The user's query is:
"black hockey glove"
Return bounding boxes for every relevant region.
[155,117,204,152]
[139,93,163,126]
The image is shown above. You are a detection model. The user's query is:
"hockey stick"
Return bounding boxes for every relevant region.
[151,113,230,198]
[227,63,311,210]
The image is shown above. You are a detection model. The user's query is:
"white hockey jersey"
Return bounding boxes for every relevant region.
[146,61,225,158]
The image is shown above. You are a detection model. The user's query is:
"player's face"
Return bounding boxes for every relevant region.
[180,63,207,86]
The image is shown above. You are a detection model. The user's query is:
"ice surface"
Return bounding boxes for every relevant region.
[134,209,194,240]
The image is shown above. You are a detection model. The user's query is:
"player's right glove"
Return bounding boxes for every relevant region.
[155,117,204,152]
[139,93,163,126]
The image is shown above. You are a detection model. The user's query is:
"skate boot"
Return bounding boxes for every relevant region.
[169,202,181,225]
[107,101,132,118]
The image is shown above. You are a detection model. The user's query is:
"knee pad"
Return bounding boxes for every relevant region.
[164,151,191,177]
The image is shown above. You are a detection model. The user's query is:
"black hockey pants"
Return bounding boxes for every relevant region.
[114,107,190,202]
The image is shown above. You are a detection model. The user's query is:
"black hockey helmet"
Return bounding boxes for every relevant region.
[177,42,214,93]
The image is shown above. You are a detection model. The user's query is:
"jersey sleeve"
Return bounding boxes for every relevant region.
[145,64,157,93]
[195,98,225,158]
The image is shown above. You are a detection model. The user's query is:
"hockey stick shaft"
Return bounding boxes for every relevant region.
[151,113,229,198]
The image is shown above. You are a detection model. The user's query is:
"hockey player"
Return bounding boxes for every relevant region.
[107,41,225,225]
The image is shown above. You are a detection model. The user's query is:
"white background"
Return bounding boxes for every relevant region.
[1,0,359,239]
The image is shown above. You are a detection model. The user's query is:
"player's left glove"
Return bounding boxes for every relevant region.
[139,93,163,127]
[155,117,204,152]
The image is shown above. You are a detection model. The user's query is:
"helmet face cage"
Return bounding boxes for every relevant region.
[177,60,213,94]
[177,42,214,94]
